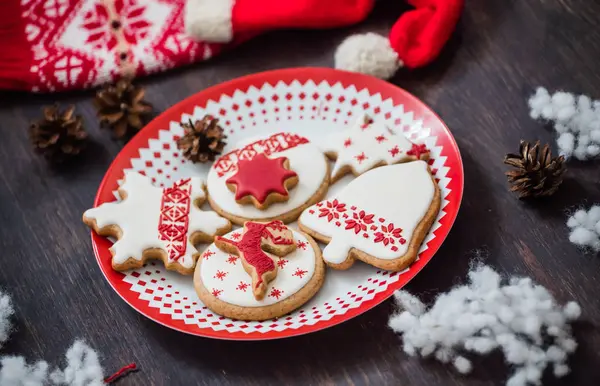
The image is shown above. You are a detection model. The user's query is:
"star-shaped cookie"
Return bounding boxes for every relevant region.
[226,153,299,209]
[83,172,231,274]
[321,116,430,183]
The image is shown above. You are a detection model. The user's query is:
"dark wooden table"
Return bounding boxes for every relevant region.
[2,0,600,385]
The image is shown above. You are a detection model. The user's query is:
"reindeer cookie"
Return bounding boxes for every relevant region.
[83,172,231,275]
[194,221,325,321]
[206,132,330,225]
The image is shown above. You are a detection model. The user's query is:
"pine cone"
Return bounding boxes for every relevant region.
[177,115,227,163]
[94,78,152,139]
[29,104,88,162]
[504,140,566,198]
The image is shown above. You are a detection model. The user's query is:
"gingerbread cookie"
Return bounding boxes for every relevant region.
[226,153,299,210]
[194,221,325,321]
[207,132,329,225]
[321,116,430,183]
[83,172,231,275]
[298,161,440,271]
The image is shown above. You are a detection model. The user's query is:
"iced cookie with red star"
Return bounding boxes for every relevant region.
[83,172,232,275]
[299,161,440,272]
[322,116,430,183]
[207,132,330,225]
[226,153,299,210]
[194,221,325,321]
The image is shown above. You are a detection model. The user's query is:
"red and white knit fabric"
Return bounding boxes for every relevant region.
[0,0,464,92]
[0,0,231,92]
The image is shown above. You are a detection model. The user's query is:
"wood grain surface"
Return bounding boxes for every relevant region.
[1,0,600,385]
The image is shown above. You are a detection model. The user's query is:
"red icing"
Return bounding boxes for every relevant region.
[216,221,293,289]
[354,152,367,164]
[158,178,192,261]
[308,200,408,252]
[213,133,309,177]
[226,153,297,204]
[407,143,429,159]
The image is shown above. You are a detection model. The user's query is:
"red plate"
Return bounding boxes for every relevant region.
[91,68,464,340]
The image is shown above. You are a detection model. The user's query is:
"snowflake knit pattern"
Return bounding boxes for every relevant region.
[0,0,241,92]
[389,264,581,386]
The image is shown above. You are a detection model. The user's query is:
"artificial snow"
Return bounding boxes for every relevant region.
[567,205,600,251]
[0,290,106,386]
[388,264,580,386]
[529,87,600,161]
[0,291,14,348]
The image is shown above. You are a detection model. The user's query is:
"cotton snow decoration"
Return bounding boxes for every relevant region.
[0,289,135,385]
[529,87,600,161]
[389,264,581,386]
[567,205,600,251]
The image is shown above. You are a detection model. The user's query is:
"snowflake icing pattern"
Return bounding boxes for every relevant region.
[345,210,375,234]
[318,199,347,222]
[277,259,288,269]
[269,287,284,300]
[236,282,249,292]
[203,250,215,259]
[211,288,223,297]
[293,268,308,278]
[373,223,406,247]
[354,152,368,164]
[230,232,241,240]
[296,240,308,250]
[226,255,238,264]
[214,270,228,281]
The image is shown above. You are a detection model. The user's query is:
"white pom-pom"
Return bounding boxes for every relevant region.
[335,33,402,79]
[184,0,234,43]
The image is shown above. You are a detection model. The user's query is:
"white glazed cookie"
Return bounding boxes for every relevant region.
[298,161,440,272]
[194,222,325,321]
[322,116,430,183]
[83,172,231,275]
[207,132,329,225]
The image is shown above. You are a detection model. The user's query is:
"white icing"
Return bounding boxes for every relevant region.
[199,229,317,307]
[207,133,328,219]
[299,161,435,264]
[84,172,230,268]
[321,117,424,179]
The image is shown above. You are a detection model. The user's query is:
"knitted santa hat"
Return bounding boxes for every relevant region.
[185,0,464,79]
